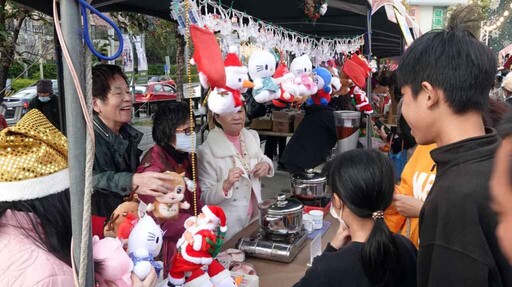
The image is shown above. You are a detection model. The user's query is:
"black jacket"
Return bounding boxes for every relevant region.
[294,234,417,287]
[92,115,143,217]
[419,129,512,286]
[280,105,337,172]
[28,94,60,129]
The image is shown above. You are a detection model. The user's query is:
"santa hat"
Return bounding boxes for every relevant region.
[202,205,227,232]
[342,59,366,89]
[273,61,289,78]
[224,46,247,75]
[190,25,226,89]
[351,55,372,76]
[0,109,69,201]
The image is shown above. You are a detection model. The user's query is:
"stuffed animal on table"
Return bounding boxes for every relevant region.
[128,215,164,280]
[288,54,318,102]
[307,67,333,106]
[341,58,373,114]
[248,50,280,103]
[147,171,192,222]
[208,46,254,115]
[93,235,134,287]
[104,194,140,240]
[167,205,236,287]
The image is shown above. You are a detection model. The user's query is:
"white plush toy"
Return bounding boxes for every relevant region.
[248,50,280,103]
[288,55,318,100]
[127,215,164,280]
[208,46,253,114]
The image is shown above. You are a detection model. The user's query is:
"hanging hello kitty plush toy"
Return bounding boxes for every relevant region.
[289,55,318,102]
[127,214,164,280]
[248,50,280,103]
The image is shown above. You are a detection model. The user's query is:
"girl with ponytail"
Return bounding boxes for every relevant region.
[294,149,417,287]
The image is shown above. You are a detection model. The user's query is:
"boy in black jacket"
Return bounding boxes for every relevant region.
[395,5,512,287]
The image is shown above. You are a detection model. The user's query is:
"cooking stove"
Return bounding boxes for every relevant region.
[235,228,307,263]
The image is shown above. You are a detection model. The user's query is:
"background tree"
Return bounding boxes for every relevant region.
[145,19,177,64]
[0,1,46,103]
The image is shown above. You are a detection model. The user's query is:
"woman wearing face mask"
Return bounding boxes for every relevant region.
[294,149,417,287]
[137,102,204,275]
[197,106,274,241]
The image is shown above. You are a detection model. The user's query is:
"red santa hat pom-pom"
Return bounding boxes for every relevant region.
[202,205,227,233]
[224,46,247,74]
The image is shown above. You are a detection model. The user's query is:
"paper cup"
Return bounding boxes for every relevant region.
[309,210,323,230]
[302,214,314,234]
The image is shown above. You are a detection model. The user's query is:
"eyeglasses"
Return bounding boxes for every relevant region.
[176,127,193,136]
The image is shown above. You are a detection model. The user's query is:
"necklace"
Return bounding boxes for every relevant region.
[230,132,251,175]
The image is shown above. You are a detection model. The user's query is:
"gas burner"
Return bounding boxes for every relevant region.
[236,229,307,263]
[292,196,331,207]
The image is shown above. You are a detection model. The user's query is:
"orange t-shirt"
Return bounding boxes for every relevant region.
[385,144,437,248]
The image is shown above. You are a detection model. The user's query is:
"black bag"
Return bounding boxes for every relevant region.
[245,91,267,120]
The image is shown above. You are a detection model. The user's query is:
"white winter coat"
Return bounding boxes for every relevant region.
[197,127,274,240]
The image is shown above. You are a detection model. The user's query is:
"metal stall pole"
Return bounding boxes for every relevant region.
[54,27,66,135]
[59,0,94,285]
[366,3,372,150]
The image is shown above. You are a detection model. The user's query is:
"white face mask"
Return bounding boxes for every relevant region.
[175,132,197,153]
[38,96,51,102]
[330,202,349,230]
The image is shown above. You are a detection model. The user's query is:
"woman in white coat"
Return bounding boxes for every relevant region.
[198,107,274,240]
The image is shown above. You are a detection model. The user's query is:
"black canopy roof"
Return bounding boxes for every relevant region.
[15,0,403,57]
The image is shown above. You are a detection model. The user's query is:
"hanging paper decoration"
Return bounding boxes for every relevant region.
[170,0,364,59]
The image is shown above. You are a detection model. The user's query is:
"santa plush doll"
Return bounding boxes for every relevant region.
[341,58,373,114]
[167,205,235,287]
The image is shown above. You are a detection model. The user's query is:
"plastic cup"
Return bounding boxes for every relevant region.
[309,210,324,230]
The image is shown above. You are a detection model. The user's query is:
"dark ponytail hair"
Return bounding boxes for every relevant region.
[0,189,72,266]
[323,149,397,286]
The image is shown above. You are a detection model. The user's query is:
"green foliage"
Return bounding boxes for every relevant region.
[8,61,57,79]
[11,78,36,91]
[145,19,177,64]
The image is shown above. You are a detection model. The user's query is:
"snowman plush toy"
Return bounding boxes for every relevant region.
[307,67,332,106]
[248,50,280,103]
[208,46,254,114]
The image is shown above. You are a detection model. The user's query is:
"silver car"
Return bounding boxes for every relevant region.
[3,80,58,126]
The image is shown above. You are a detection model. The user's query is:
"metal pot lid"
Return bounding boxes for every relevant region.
[291,170,326,184]
[258,194,303,215]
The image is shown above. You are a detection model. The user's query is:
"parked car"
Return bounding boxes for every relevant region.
[3,80,58,126]
[148,75,176,88]
[132,83,177,117]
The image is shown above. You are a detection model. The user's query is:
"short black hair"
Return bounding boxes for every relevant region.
[152,101,190,146]
[92,64,129,102]
[396,5,497,114]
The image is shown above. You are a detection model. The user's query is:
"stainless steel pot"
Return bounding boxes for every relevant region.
[258,194,303,236]
[290,170,329,199]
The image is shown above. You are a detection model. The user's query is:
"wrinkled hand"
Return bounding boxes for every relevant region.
[131,267,157,287]
[330,222,351,250]
[251,162,271,178]
[378,126,389,141]
[393,194,424,218]
[223,167,245,193]
[132,172,175,197]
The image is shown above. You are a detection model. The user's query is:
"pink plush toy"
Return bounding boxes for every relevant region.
[92,235,134,287]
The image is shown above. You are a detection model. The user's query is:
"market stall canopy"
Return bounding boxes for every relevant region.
[15,0,405,57]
